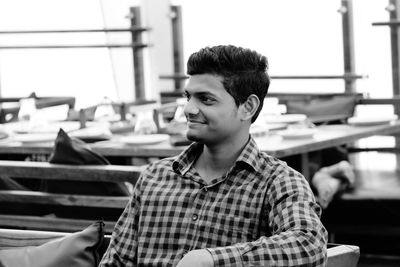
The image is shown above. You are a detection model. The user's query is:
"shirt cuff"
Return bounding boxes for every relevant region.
[207,246,243,267]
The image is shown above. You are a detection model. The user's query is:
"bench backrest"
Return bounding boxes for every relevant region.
[0,160,144,233]
[0,228,360,267]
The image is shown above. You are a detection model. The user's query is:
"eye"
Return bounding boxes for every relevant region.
[182,92,190,101]
[199,95,215,104]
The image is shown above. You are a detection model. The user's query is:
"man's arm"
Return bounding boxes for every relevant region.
[99,178,142,267]
[203,172,328,267]
[176,249,214,267]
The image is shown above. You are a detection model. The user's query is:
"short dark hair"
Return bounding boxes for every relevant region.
[186,45,270,122]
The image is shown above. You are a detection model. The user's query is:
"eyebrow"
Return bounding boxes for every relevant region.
[184,89,218,98]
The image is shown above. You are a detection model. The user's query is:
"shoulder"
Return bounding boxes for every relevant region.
[258,152,315,201]
[257,151,302,177]
[256,151,308,189]
[242,137,301,181]
[142,156,176,175]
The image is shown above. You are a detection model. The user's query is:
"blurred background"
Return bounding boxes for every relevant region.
[0,0,394,107]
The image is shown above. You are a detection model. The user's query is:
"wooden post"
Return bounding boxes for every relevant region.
[389,0,400,113]
[340,0,357,93]
[129,7,146,101]
[170,5,185,91]
[385,0,400,167]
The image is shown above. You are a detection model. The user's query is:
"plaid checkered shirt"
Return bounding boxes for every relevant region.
[99,137,327,266]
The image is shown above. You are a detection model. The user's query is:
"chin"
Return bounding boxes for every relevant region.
[187,128,211,142]
[186,132,202,142]
[186,132,219,145]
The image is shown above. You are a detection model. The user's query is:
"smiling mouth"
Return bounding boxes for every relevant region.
[187,120,205,124]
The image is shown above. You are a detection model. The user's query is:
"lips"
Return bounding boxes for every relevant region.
[187,119,206,128]
[187,120,204,123]
[186,116,205,123]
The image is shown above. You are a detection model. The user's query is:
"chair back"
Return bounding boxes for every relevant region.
[0,95,75,123]
[268,93,362,124]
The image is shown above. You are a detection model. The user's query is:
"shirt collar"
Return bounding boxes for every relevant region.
[234,137,261,171]
[172,142,203,175]
[172,137,261,175]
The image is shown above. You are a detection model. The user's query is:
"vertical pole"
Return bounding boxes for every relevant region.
[340,0,357,93]
[0,53,2,97]
[129,7,146,100]
[388,0,400,166]
[170,5,185,91]
[389,0,400,109]
[300,153,310,182]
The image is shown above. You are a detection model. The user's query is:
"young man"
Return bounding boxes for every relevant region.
[99,45,327,266]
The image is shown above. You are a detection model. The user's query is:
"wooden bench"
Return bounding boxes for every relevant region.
[0,160,144,233]
[0,227,359,267]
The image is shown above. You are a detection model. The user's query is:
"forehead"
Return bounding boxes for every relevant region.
[185,74,226,94]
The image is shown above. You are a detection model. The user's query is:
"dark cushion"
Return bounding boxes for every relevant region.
[49,128,110,165]
[0,221,105,267]
[47,129,129,196]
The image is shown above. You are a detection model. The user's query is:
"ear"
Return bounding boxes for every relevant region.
[239,94,260,121]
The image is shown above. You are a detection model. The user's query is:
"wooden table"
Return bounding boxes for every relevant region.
[1,120,400,158]
[1,121,400,176]
[256,121,400,158]
[253,121,400,177]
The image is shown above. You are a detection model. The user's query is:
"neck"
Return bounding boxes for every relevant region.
[195,131,250,182]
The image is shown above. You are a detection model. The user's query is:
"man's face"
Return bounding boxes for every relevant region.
[183,74,244,145]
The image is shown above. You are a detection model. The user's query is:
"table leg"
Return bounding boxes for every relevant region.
[301,153,310,181]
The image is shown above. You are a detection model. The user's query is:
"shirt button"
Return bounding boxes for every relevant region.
[192,214,198,221]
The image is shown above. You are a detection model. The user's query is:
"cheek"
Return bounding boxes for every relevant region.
[226,106,240,120]
[202,102,240,127]
[215,108,241,127]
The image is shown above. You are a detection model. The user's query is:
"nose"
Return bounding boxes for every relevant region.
[183,98,199,117]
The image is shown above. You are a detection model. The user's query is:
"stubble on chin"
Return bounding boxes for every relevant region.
[186,132,201,143]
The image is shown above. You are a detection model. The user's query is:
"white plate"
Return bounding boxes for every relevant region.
[347,115,398,126]
[250,123,287,137]
[9,121,81,134]
[13,133,57,144]
[69,125,112,140]
[118,134,170,145]
[0,132,8,140]
[264,114,307,124]
[278,129,316,140]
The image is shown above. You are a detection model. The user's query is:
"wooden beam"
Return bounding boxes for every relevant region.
[388,0,400,115]
[159,74,366,81]
[340,0,357,93]
[0,44,149,49]
[130,7,146,101]
[170,5,185,91]
[0,27,150,34]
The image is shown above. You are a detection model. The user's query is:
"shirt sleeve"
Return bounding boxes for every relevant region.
[98,176,142,267]
[207,169,328,267]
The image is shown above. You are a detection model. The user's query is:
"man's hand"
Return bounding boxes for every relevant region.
[176,249,214,267]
